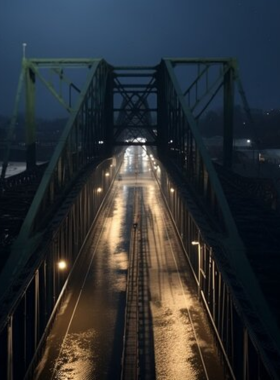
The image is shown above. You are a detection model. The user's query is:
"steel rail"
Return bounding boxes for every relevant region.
[121,184,140,380]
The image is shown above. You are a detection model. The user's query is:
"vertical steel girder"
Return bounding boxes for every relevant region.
[25,61,36,170]
[223,64,234,169]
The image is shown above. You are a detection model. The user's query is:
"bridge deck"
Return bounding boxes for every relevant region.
[33,146,230,380]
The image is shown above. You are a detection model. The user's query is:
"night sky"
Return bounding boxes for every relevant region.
[1,0,279,117]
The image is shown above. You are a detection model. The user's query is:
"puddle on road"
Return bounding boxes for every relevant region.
[53,329,98,380]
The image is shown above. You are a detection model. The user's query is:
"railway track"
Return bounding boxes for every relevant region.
[120,156,224,379]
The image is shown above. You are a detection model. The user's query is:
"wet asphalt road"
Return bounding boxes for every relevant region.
[34,146,230,380]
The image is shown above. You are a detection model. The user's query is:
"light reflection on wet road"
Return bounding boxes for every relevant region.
[34,146,230,380]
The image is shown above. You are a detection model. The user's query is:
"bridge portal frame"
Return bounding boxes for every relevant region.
[0,57,278,379]
[0,59,114,296]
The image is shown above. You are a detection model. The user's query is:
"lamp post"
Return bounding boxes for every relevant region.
[192,241,201,298]
[170,187,175,216]
[57,259,67,291]
[57,260,67,271]
[22,42,27,59]
[105,171,110,191]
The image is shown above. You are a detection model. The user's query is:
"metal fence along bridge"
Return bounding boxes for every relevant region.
[0,58,280,379]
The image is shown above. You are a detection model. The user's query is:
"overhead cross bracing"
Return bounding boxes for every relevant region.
[0,57,280,379]
[113,65,157,146]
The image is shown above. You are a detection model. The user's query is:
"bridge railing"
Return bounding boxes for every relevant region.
[20,59,111,239]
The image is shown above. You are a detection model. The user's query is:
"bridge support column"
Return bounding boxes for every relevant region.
[223,63,234,169]
[25,64,36,170]
[7,316,13,380]
[157,64,168,155]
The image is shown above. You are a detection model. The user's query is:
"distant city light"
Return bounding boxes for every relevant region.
[247,139,251,143]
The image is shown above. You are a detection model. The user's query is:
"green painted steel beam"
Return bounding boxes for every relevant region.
[26,58,103,66]
[114,123,156,130]
[1,57,279,377]
[24,60,36,170]
[114,73,155,77]
[114,108,157,112]
[114,84,156,89]
[113,65,156,70]
[113,90,157,94]
[164,57,235,64]
[19,61,99,237]
[163,57,280,365]
[223,62,235,169]
[183,64,210,96]
[114,141,156,146]
[0,59,110,303]
[29,62,72,112]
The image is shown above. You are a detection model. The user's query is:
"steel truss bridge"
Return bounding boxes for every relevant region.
[0,58,280,379]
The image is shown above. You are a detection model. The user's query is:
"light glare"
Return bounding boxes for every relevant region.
[58,260,67,270]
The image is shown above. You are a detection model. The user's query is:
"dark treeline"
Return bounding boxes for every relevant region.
[199,106,280,148]
[0,106,280,148]
[0,115,66,144]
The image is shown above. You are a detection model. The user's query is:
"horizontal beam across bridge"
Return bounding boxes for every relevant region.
[114,84,156,89]
[113,141,157,146]
[113,65,157,70]
[114,73,155,78]
[113,90,157,94]
[22,58,104,68]
[114,108,157,111]
[164,57,235,64]
[113,125,157,129]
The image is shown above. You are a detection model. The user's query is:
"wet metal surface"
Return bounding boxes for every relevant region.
[34,146,230,379]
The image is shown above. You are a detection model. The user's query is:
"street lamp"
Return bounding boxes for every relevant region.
[57,259,68,294]
[192,241,201,298]
[57,260,67,270]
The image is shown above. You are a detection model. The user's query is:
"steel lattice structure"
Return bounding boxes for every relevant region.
[0,58,279,379]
